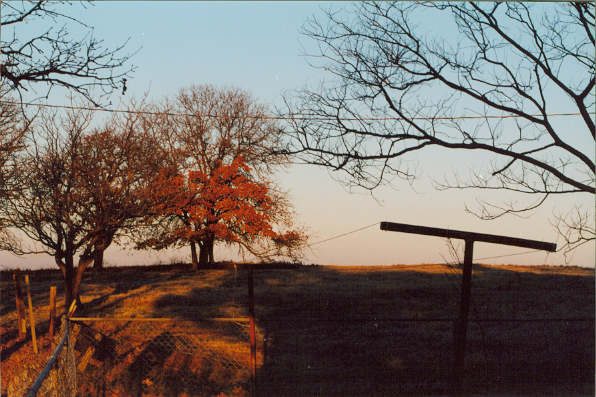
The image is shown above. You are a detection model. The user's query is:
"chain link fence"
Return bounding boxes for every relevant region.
[68,318,254,397]
[3,266,594,397]
[257,317,455,396]
[7,317,76,397]
[10,315,594,397]
[8,317,254,397]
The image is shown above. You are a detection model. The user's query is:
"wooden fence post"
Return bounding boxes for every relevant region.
[248,267,257,396]
[379,222,557,396]
[25,274,38,354]
[13,269,27,340]
[452,240,474,396]
[49,286,57,339]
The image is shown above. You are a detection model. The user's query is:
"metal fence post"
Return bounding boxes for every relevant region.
[26,317,70,397]
[65,317,77,397]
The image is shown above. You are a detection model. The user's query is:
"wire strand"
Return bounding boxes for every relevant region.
[310,223,548,261]
[3,100,594,122]
[442,248,545,265]
[474,249,543,261]
[310,222,380,247]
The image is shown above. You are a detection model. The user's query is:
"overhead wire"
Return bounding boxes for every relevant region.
[6,99,576,264]
[311,223,554,263]
[309,222,380,247]
[2,100,593,122]
[474,249,544,262]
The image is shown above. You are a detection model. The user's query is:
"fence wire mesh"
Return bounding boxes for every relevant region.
[7,317,76,397]
[67,318,254,397]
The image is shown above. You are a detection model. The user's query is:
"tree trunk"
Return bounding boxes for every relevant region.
[92,248,104,270]
[198,241,209,267]
[191,242,199,270]
[73,256,93,309]
[197,238,216,267]
[58,256,76,310]
[92,234,113,270]
[57,250,94,312]
[207,239,215,263]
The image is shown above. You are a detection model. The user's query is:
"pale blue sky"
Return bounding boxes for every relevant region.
[3,1,594,269]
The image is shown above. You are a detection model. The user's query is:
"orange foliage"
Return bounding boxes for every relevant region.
[142,156,307,261]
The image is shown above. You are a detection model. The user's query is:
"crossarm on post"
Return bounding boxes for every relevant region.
[380,221,557,396]
[380,222,556,252]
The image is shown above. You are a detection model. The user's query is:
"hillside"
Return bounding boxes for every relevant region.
[2,263,594,396]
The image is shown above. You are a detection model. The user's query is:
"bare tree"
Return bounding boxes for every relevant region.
[74,103,176,270]
[0,85,33,253]
[1,0,137,106]
[282,2,594,254]
[6,106,94,306]
[165,84,289,176]
[5,103,172,307]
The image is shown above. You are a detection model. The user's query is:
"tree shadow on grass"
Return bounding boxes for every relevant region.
[124,331,218,397]
[2,264,593,396]
[147,264,594,397]
[76,327,249,397]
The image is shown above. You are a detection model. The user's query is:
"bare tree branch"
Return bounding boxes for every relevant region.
[1,0,138,106]
[280,1,594,255]
[3,101,173,306]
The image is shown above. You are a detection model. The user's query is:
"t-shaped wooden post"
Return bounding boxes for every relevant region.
[380,222,556,396]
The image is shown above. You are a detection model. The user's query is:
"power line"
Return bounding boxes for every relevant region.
[310,222,380,247]
[310,223,551,262]
[475,249,542,262]
[3,100,594,122]
[442,248,549,265]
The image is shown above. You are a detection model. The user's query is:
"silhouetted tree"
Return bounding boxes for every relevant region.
[1,0,137,106]
[282,2,594,255]
[0,86,33,253]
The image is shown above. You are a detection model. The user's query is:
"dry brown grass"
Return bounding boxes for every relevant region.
[1,263,594,396]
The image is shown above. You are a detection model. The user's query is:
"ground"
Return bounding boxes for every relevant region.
[1,263,594,396]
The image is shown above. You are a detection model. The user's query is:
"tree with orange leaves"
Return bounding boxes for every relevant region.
[139,156,306,269]
[136,84,306,268]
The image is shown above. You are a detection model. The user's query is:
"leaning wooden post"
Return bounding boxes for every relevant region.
[49,286,57,339]
[13,269,27,340]
[452,240,474,396]
[25,274,39,354]
[248,266,257,396]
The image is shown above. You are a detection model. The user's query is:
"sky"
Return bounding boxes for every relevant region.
[2,1,594,269]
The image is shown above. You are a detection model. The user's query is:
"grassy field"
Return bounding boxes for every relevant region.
[1,263,594,396]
